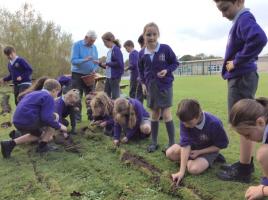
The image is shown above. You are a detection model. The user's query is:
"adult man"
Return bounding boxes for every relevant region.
[70,30,98,122]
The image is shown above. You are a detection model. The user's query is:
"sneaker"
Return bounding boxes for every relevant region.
[9,130,22,139]
[215,153,226,163]
[36,144,59,153]
[147,144,159,153]
[1,141,15,158]
[216,168,251,183]
[220,159,254,173]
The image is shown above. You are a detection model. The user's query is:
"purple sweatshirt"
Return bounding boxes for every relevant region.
[13,90,61,129]
[128,50,139,81]
[4,56,32,85]
[55,97,76,128]
[106,46,124,79]
[222,10,267,79]
[138,44,177,90]
[179,112,229,150]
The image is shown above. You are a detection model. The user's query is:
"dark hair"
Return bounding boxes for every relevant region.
[123,40,134,48]
[213,0,237,3]
[138,35,144,47]
[176,99,202,122]
[102,32,121,48]
[17,76,49,102]
[3,46,16,56]
[230,97,268,127]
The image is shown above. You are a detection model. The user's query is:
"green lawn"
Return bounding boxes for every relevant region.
[1,74,268,200]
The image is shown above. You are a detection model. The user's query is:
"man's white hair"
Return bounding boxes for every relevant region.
[86,30,97,39]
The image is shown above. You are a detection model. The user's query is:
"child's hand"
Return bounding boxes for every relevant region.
[113,139,120,146]
[245,185,265,200]
[226,60,234,72]
[16,76,22,81]
[63,132,69,139]
[99,121,107,127]
[121,137,128,144]
[190,150,200,159]
[142,84,147,96]
[60,124,67,132]
[157,69,167,78]
[0,78,4,84]
[171,171,184,186]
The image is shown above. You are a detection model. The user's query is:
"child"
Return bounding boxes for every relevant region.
[228,97,268,199]
[0,46,33,105]
[213,0,267,182]
[1,79,67,158]
[113,97,151,146]
[55,89,80,137]
[123,40,143,103]
[90,92,114,136]
[139,22,177,152]
[96,32,124,99]
[167,99,229,186]
[57,74,72,96]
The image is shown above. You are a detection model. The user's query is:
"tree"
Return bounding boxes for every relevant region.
[0,3,73,78]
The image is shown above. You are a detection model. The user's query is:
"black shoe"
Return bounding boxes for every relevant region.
[1,141,15,158]
[220,159,254,173]
[216,168,251,183]
[36,144,59,153]
[147,144,159,153]
[215,153,226,163]
[9,130,22,139]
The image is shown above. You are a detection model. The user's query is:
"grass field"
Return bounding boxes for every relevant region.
[1,74,268,200]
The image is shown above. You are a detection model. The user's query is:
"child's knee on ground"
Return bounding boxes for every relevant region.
[187,158,209,175]
[166,144,181,161]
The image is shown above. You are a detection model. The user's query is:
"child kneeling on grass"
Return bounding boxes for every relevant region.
[166,99,229,185]
[228,97,268,200]
[1,79,67,158]
[90,92,114,136]
[113,98,151,146]
[55,89,80,137]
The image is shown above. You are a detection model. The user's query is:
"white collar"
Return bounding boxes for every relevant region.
[195,112,206,130]
[144,43,160,55]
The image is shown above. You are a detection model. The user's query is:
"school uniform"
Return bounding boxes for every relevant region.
[180,112,229,166]
[113,98,150,140]
[13,90,61,137]
[128,50,140,98]
[223,9,267,112]
[139,43,177,109]
[3,56,32,105]
[93,114,114,136]
[55,97,76,131]
[57,75,72,96]
[105,45,124,99]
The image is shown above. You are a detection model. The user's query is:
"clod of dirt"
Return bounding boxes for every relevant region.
[70,191,83,197]
[1,121,12,128]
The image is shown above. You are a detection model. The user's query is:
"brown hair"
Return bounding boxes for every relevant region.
[65,89,80,103]
[113,98,136,129]
[230,97,268,128]
[138,34,144,47]
[143,22,160,37]
[123,40,134,48]
[213,0,237,3]
[90,92,114,117]
[176,99,202,122]
[17,76,49,102]
[43,79,61,91]
[3,46,16,56]
[102,32,121,48]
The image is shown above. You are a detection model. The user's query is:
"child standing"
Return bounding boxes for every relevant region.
[139,22,177,152]
[213,0,267,182]
[0,46,33,105]
[123,40,143,103]
[90,92,114,136]
[167,99,229,186]
[1,79,67,158]
[55,89,80,136]
[113,98,151,146]
[228,97,268,199]
[97,32,124,99]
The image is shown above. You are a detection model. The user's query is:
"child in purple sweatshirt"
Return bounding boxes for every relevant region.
[214,0,267,183]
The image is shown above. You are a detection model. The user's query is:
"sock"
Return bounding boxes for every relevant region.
[38,141,47,149]
[165,120,175,146]
[151,121,159,145]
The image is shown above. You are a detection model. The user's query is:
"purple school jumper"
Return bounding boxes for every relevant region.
[106,46,124,79]
[55,97,75,128]
[113,98,150,140]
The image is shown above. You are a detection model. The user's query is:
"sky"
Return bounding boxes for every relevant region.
[1,0,268,61]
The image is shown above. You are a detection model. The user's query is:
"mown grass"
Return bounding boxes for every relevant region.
[0,74,268,200]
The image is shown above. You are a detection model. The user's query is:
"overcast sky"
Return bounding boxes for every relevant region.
[1,0,268,60]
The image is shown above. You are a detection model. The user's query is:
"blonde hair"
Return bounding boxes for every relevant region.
[143,22,160,36]
[90,92,113,117]
[113,98,136,129]
[102,32,121,48]
[65,89,80,103]
[43,79,61,91]
[230,97,268,130]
